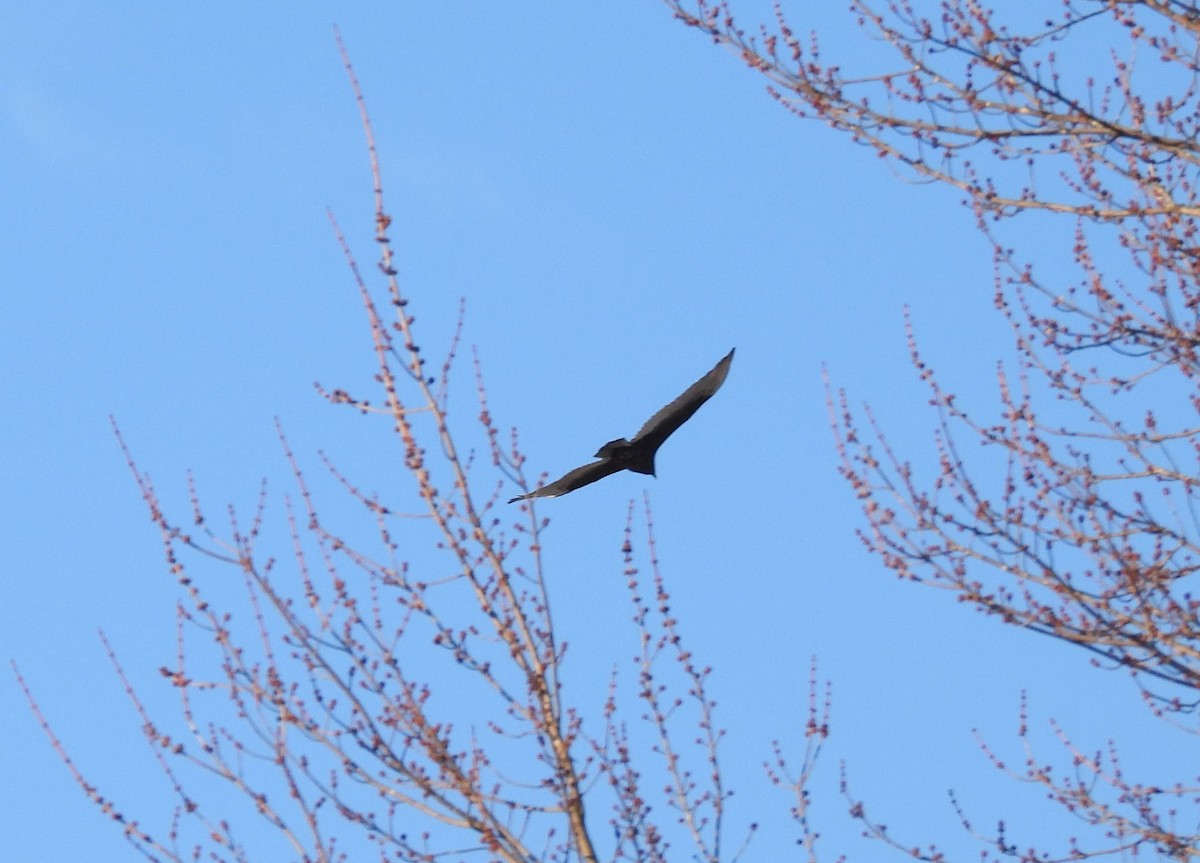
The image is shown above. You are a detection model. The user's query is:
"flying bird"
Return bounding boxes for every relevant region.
[509,348,735,503]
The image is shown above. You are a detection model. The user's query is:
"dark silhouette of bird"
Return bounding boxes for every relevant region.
[509,348,734,503]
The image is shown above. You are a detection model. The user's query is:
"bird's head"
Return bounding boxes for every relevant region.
[594,437,632,459]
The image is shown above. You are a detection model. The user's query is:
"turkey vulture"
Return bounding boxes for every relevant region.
[509,348,734,503]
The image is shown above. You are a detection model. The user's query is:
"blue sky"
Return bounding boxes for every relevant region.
[1,3,1182,861]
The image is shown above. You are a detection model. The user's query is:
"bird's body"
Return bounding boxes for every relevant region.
[593,438,655,474]
[509,348,734,502]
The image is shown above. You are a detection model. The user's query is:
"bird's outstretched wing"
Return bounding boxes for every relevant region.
[508,458,625,503]
[631,348,735,454]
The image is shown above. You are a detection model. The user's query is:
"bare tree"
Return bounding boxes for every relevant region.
[15,38,830,863]
[664,0,1200,859]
